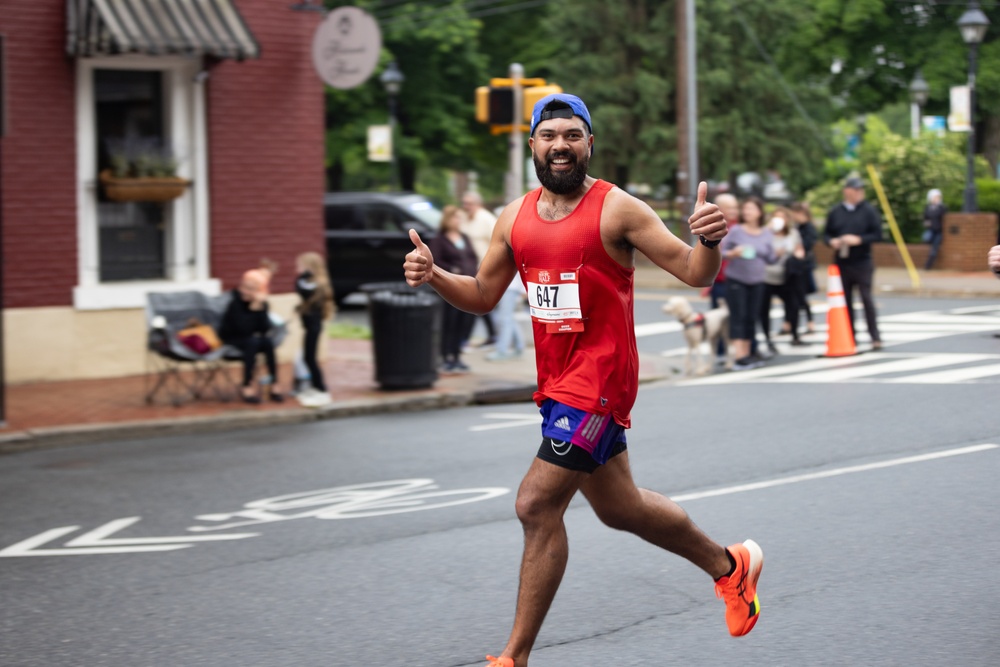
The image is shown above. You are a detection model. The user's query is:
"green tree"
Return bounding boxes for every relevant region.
[529,0,835,195]
[323,1,490,193]
[785,0,1000,175]
[806,116,989,241]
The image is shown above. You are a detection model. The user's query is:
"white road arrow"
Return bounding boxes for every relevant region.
[0,517,258,557]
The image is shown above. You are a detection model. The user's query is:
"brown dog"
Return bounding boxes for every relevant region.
[662,296,733,375]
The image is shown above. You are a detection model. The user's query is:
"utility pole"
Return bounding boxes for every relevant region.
[675,0,699,235]
[505,63,525,204]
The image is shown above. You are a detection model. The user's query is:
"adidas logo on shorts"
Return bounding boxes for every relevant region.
[554,416,571,431]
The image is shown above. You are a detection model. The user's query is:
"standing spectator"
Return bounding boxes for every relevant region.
[294,252,334,407]
[721,197,777,369]
[762,208,806,347]
[710,193,740,362]
[487,277,526,362]
[789,202,818,333]
[218,269,284,403]
[824,177,884,350]
[923,188,947,270]
[462,191,499,348]
[430,205,479,372]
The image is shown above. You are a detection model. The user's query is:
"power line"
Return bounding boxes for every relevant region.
[729,4,836,156]
[377,0,552,26]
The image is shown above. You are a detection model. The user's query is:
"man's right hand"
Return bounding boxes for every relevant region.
[404,229,435,287]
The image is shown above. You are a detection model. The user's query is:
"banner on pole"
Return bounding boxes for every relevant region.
[367,125,392,162]
[948,85,971,132]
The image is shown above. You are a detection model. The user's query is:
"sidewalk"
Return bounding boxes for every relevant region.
[1,264,997,454]
[0,332,675,454]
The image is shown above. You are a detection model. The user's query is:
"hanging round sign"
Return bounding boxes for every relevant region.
[311,6,382,90]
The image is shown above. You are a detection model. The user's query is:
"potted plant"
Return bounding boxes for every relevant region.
[100,140,190,203]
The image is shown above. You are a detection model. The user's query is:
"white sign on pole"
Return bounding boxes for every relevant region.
[948,85,971,132]
[311,7,382,90]
[368,124,392,162]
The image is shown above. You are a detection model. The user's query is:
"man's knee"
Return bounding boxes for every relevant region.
[515,487,557,527]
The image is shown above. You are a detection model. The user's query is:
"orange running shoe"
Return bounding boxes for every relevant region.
[484,656,513,667]
[714,539,764,636]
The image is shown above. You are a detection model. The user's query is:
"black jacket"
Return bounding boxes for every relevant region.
[824,200,883,265]
[218,289,271,343]
[429,232,479,277]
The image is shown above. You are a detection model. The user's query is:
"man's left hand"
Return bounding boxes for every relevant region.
[988,244,1000,274]
[688,181,727,242]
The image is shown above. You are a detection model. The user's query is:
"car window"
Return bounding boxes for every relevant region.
[405,200,442,230]
[362,204,407,232]
[325,205,360,231]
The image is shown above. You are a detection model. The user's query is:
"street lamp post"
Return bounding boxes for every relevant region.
[379,61,405,191]
[958,2,990,212]
[908,69,929,139]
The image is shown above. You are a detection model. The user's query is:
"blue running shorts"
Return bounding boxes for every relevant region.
[536,398,627,473]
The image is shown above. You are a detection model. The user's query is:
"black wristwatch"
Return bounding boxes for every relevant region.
[699,235,721,249]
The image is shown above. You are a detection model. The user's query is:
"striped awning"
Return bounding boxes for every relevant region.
[67,0,260,61]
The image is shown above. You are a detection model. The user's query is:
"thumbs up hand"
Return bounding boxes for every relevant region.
[404,229,436,286]
[687,181,727,245]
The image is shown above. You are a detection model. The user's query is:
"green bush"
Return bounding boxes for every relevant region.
[807,116,993,242]
[943,178,1000,216]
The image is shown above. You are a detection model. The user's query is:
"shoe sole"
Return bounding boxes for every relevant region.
[739,539,764,635]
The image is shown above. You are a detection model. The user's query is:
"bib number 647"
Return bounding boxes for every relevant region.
[535,285,560,308]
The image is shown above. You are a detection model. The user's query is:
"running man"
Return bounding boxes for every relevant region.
[403,93,763,667]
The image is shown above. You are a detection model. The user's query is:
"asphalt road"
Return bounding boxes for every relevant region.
[2,293,999,667]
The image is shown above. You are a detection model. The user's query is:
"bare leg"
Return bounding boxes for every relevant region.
[581,451,731,579]
[498,458,589,667]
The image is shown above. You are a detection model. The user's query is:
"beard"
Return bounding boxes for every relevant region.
[533,150,589,195]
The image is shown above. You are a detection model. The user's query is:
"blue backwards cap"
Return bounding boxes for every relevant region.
[530,93,592,137]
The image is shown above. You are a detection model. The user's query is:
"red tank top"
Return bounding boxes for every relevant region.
[511,180,637,428]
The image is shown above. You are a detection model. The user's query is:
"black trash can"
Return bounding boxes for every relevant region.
[362,283,442,389]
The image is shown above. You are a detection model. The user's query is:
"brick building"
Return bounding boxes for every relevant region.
[1,1,325,382]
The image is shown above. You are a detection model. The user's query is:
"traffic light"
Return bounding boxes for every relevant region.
[475,79,562,133]
[475,86,514,125]
[522,84,563,124]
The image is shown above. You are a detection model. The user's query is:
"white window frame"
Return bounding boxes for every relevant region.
[73,55,218,310]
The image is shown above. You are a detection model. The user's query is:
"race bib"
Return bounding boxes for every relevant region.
[524,268,584,333]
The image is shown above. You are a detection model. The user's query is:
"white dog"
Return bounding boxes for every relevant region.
[662,296,733,375]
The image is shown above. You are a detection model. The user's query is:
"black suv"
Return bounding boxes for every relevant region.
[324,191,442,303]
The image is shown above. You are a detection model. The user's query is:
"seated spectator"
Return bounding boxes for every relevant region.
[219,269,284,403]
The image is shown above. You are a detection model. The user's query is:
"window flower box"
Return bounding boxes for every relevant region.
[100,170,190,203]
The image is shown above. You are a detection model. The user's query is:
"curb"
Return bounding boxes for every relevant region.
[0,373,678,456]
[0,384,539,456]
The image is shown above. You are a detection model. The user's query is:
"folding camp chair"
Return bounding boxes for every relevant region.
[144,291,238,406]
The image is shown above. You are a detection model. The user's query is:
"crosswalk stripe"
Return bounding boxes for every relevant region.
[767,354,993,383]
[884,362,1000,384]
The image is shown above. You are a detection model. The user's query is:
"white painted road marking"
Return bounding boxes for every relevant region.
[0,517,258,557]
[469,412,542,432]
[671,444,998,503]
[1,480,511,557]
[662,306,1000,386]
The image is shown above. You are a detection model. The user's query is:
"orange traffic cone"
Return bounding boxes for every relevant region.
[825,264,856,357]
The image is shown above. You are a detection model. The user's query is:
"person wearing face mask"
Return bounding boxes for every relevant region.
[824,177,884,350]
[761,209,806,348]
